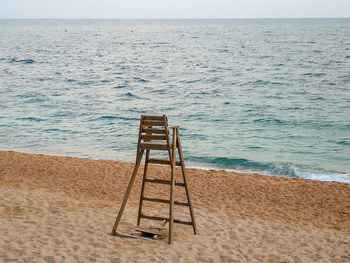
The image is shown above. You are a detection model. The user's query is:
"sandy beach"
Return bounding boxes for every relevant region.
[0,150,349,262]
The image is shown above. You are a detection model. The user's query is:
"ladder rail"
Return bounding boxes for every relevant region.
[111,116,145,235]
[168,127,177,244]
[111,148,144,235]
[137,149,150,226]
[176,130,198,235]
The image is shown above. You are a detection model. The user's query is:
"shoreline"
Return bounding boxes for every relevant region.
[1,150,350,262]
[1,146,349,184]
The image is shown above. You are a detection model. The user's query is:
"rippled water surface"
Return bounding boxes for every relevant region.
[1,19,350,182]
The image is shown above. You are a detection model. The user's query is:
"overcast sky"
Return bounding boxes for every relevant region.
[1,0,350,19]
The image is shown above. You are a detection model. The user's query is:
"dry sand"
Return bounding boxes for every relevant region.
[0,150,349,262]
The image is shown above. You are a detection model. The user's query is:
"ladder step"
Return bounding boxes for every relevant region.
[143,116,164,121]
[141,135,167,140]
[143,120,165,126]
[174,201,190,206]
[142,196,189,206]
[140,214,193,226]
[144,178,185,187]
[148,158,170,165]
[148,158,182,166]
[174,219,194,226]
[140,143,168,151]
[142,128,167,134]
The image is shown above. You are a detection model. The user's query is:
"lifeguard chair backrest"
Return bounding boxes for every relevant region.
[137,115,170,147]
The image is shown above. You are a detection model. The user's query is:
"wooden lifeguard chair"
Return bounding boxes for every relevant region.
[111,115,197,244]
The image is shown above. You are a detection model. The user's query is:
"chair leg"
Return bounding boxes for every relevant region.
[168,129,177,244]
[137,150,150,226]
[177,133,198,235]
[111,149,144,235]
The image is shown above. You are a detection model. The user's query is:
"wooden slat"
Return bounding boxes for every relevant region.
[174,219,193,226]
[140,214,166,222]
[149,225,167,230]
[142,196,189,207]
[144,178,185,187]
[143,121,165,126]
[140,215,193,226]
[148,158,182,166]
[143,197,169,204]
[142,128,167,134]
[148,158,170,165]
[143,116,164,121]
[174,201,190,207]
[141,135,167,140]
[175,181,186,187]
[140,143,168,151]
[144,178,171,185]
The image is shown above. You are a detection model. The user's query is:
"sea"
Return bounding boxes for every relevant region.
[0,19,349,183]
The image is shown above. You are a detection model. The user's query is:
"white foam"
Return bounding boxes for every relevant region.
[184,161,350,184]
[294,170,350,184]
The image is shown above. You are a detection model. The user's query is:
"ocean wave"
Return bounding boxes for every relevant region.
[113,85,126,89]
[42,128,70,133]
[42,128,79,135]
[333,140,350,146]
[239,80,270,86]
[89,115,139,122]
[7,58,35,64]
[25,98,46,103]
[133,77,149,83]
[186,156,350,183]
[121,92,147,100]
[188,156,272,171]
[16,117,44,122]
[179,79,202,84]
[253,118,286,125]
[302,72,326,77]
[78,80,95,86]
[295,171,350,184]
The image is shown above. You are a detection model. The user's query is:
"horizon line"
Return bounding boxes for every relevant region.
[1,17,349,20]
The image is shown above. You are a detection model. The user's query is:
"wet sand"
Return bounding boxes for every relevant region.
[1,150,349,262]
